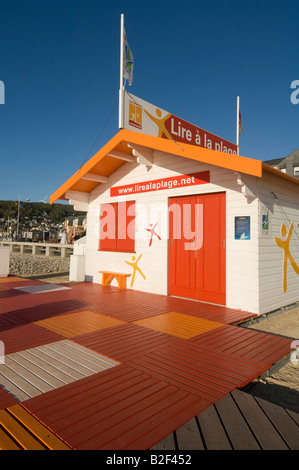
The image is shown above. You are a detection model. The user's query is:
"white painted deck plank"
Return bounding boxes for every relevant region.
[0,364,44,399]
[33,345,88,379]
[22,348,79,383]
[0,373,31,401]
[52,340,120,372]
[67,340,120,367]
[0,340,120,403]
[2,357,55,394]
[39,341,111,376]
[8,352,66,388]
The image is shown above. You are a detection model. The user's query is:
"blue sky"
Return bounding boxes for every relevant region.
[0,0,298,203]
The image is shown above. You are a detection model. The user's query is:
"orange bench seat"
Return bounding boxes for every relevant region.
[99,271,131,289]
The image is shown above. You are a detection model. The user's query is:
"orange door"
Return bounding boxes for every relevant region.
[168,192,226,305]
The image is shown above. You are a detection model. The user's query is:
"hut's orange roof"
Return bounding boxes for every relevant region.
[50,129,298,204]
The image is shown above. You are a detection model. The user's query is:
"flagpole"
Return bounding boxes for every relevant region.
[236,96,240,155]
[120,14,124,91]
[17,195,20,239]
[119,13,125,128]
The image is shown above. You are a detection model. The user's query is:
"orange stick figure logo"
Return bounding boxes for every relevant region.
[275,222,299,292]
[145,222,161,247]
[125,254,146,287]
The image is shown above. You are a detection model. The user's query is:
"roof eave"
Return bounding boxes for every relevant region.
[50,129,264,204]
[262,162,299,186]
[50,130,128,204]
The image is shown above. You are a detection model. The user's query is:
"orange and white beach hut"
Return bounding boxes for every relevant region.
[51,93,299,316]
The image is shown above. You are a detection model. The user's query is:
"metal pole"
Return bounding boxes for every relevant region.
[120,13,124,91]
[236,96,240,155]
[119,14,125,129]
[17,195,20,239]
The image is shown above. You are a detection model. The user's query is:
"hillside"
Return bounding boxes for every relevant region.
[0,200,86,225]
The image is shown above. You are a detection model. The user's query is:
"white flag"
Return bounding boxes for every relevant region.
[123,28,134,86]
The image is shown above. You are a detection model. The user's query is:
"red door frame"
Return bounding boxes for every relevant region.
[168,192,226,305]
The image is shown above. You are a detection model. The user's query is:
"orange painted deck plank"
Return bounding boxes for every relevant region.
[0,405,71,450]
[0,276,33,284]
[35,310,125,338]
[134,311,223,339]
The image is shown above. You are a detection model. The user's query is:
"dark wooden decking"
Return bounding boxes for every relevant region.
[0,276,296,450]
[152,389,299,450]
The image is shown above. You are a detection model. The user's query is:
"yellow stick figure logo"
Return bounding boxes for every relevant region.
[125,254,146,288]
[275,222,299,292]
[144,108,172,139]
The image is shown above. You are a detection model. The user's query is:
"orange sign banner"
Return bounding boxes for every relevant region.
[110,171,210,197]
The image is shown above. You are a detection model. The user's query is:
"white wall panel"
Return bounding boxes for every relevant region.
[258,172,299,314]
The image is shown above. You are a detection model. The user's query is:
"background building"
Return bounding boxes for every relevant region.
[264,149,299,178]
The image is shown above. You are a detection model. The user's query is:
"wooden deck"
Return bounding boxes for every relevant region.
[0,276,296,450]
[152,389,299,450]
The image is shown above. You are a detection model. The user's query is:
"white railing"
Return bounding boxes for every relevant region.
[0,241,74,258]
